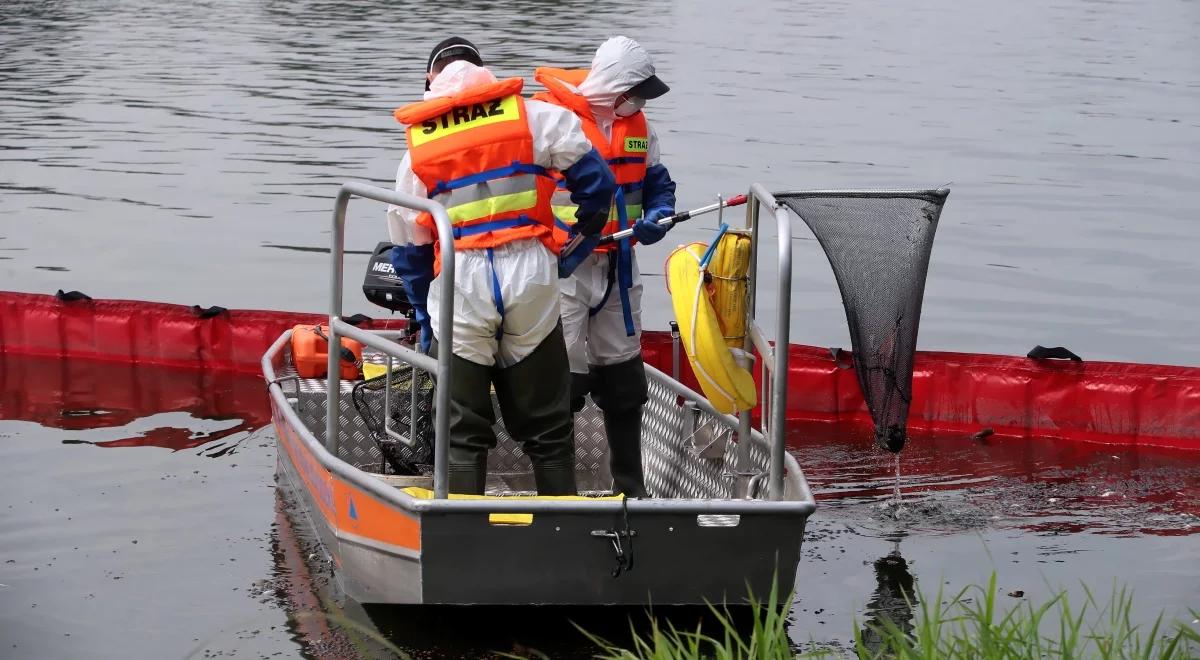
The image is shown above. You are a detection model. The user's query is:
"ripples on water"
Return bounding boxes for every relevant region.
[2,0,1199,363]
[2,0,1200,657]
[798,423,1200,535]
[2,354,1198,656]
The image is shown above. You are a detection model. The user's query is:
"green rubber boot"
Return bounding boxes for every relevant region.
[569,371,590,414]
[493,324,577,496]
[445,354,496,495]
[590,356,649,498]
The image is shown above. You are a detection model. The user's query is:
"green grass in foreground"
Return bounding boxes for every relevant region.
[579,574,1200,659]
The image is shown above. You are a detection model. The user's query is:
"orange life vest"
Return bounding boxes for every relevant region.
[393,78,559,270]
[532,68,649,253]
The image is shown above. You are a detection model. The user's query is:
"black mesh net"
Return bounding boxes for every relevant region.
[351,364,435,474]
[778,191,947,453]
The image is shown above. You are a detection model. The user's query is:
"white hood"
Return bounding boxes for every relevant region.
[577,36,657,124]
[425,60,497,100]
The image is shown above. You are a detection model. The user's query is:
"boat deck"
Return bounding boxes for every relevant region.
[275,345,779,517]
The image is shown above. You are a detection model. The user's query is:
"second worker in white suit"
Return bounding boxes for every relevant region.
[533,37,678,498]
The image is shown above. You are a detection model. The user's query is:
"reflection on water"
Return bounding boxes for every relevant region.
[4,0,1200,654]
[858,543,917,656]
[1,355,1198,656]
[0,368,289,658]
[0,353,270,450]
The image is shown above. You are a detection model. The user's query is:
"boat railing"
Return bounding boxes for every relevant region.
[739,184,793,500]
[319,181,806,504]
[324,182,455,499]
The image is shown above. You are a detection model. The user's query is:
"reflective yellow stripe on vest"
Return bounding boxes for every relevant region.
[552,189,643,228]
[623,188,644,221]
[434,173,541,225]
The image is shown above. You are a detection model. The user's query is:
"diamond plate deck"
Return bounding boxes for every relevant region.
[285,344,770,501]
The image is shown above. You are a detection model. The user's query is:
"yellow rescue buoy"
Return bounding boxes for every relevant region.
[707,230,752,348]
[665,240,757,414]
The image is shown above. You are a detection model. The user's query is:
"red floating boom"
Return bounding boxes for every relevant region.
[2,291,1197,450]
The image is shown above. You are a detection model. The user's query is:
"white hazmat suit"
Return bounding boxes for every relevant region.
[540,36,677,499]
[388,60,596,368]
[560,37,668,374]
[387,57,615,497]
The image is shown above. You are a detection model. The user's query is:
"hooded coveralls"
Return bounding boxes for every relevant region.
[388,61,616,495]
[533,37,678,497]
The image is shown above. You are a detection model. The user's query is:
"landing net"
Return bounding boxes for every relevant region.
[778,190,947,452]
[351,363,434,474]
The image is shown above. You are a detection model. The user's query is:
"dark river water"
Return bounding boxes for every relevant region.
[2,354,1198,658]
[2,0,1200,657]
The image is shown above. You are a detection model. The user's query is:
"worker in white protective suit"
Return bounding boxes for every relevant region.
[533,37,678,497]
[387,37,617,495]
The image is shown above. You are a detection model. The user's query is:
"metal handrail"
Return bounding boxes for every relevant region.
[314,181,817,505]
[774,188,951,200]
[743,183,793,501]
[748,324,774,372]
[325,181,455,499]
[263,331,815,515]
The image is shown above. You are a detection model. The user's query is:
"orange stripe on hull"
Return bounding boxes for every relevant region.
[273,403,421,553]
[333,479,421,552]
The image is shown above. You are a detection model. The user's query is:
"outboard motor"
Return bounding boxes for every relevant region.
[354,242,431,474]
[362,242,412,315]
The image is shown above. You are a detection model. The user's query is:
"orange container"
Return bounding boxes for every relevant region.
[291,324,363,379]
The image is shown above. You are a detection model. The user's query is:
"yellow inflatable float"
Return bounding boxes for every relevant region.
[665,231,757,414]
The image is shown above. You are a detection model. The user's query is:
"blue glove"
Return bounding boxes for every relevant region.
[632,207,673,245]
[390,244,435,354]
[558,233,600,279]
[562,148,617,235]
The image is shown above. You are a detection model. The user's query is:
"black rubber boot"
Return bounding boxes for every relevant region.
[590,356,649,498]
[493,324,577,496]
[569,371,590,414]
[532,463,577,496]
[445,354,496,495]
[447,463,487,495]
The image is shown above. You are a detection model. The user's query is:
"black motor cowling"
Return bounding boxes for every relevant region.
[362,242,412,314]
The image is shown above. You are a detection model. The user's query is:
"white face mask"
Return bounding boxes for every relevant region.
[614,95,646,117]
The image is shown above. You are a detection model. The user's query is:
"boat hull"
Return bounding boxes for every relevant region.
[267,331,814,606]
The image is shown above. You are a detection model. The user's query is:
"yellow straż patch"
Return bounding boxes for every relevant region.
[408,95,519,147]
[624,137,649,153]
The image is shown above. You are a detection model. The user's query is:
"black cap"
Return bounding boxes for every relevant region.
[426,36,483,76]
[628,74,669,100]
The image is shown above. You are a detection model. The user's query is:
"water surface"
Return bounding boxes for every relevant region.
[2,355,1198,657]
[3,0,1200,656]
[2,0,1199,364]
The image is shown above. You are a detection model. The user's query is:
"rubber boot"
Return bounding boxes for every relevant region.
[590,356,649,498]
[569,372,590,414]
[445,354,496,495]
[493,323,577,496]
